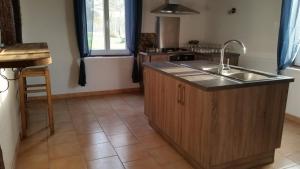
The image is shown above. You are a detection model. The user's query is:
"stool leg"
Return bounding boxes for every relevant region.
[23,77,29,129]
[19,74,27,139]
[45,70,54,135]
[23,77,27,103]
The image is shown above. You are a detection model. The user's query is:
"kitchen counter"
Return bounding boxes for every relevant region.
[143,60,294,169]
[143,61,294,91]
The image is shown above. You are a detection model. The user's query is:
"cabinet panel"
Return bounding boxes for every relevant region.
[180,84,212,168]
[163,76,182,145]
[144,68,182,143]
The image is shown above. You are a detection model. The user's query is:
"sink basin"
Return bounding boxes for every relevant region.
[225,72,273,82]
[201,67,220,74]
[177,63,278,82]
[160,67,198,74]
[181,74,218,82]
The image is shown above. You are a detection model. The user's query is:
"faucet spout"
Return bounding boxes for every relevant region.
[220,40,246,72]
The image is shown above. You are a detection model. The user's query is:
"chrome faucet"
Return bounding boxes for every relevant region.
[219,40,246,72]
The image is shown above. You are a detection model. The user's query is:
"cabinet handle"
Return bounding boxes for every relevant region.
[182,86,185,105]
[177,84,181,104]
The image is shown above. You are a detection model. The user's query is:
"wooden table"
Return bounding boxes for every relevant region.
[0,43,52,68]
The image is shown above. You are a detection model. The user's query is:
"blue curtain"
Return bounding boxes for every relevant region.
[74,0,93,86]
[278,0,300,72]
[125,0,143,83]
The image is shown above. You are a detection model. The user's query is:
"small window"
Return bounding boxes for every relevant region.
[86,0,129,56]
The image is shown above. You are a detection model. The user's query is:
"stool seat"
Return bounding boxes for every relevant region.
[21,67,50,76]
[19,66,54,139]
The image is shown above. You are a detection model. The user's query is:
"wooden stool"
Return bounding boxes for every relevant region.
[19,67,54,139]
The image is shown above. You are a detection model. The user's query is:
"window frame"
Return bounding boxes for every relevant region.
[88,0,129,56]
[294,52,300,67]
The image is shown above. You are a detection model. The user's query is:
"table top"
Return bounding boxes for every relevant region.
[0,43,52,68]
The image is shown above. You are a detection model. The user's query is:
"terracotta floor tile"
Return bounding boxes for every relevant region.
[29,113,47,123]
[66,98,87,105]
[48,131,78,146]
[16,94,300,169]
[137,133,168,149]
[87,156,124,169]
[54,112,72,123]
[16,153,48,169]
[74,121,103,134]
[22,130,48,143]
[248,152,298,169]
[97,113,120,123]
[102,124,131,136]
[72,113,96,124]
[288,151,300,164]
[278,141,300,156]
[163,159,194,169]
[77,132,109,147]
[130,125,156,138]
[48,142,81,160]
[83,142,117,161]
[148,146,183,165]
[115,143,151,162]
[285,165,300,169]
[55,122,75,133]
[18,140,48,157]
[109,133,138,148]
[50,155,87,169]
[27,121,48,136]
[99,118,125,128]
[93,108,116,116]
[124,157,163,169]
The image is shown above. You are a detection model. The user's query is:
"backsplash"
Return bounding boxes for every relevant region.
[138,33,157,52]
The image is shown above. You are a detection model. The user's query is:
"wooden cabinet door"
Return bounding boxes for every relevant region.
[144,68,163,127]
[180,83,212,168]
[144,67,182,144]
[163,76,182,145]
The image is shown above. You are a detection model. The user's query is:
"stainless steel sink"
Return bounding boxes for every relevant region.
[225,72,273,82]
[201,67,219,73]
[178,63,278,82]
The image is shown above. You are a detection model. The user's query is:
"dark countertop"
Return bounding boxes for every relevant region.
[139,50,193,56]
[139,51,240,58]
[143,61,294,91]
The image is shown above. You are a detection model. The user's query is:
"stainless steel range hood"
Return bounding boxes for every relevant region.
[151,0,200,15]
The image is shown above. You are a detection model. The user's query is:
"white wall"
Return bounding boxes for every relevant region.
[20,0,138,95]
[283,68,300,118]
[204,0,300,118]
[0,70,20,169]
[142,0,208,46]
[204,0,282,73]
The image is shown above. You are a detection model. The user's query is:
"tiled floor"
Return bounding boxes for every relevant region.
[16,93,300,169]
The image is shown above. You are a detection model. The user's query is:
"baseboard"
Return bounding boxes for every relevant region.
[28,87,142,100]
[286,113,300,124]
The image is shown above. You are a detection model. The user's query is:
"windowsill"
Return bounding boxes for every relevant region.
[286,66,300,72]
[85,55,133,59]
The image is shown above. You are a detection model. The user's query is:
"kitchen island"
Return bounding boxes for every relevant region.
[143,61,294,169]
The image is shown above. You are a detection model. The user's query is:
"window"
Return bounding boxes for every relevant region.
[86,0,128,55]
[295,51,300,66]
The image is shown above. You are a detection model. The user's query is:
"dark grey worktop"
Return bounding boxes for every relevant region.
[143,61,294,91]
[139,51,240,57]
